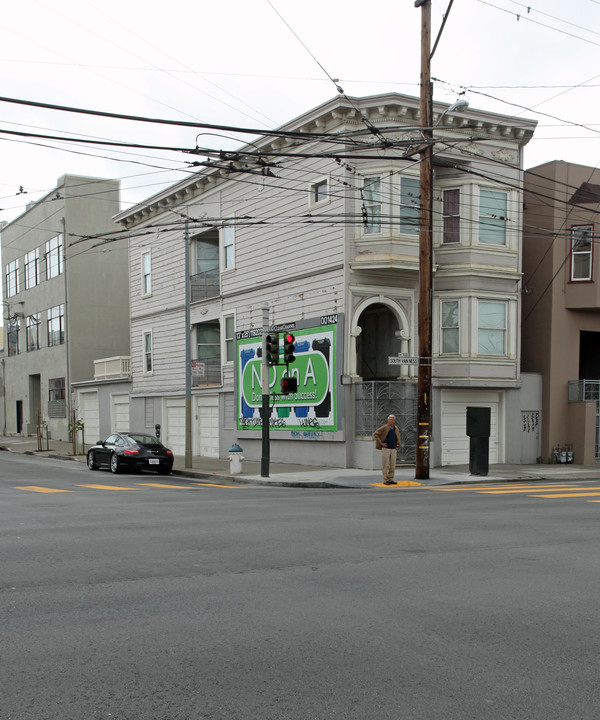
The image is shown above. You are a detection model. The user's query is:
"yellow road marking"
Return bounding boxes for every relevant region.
[15,486,74,493]
[370,480,423,488]
[478,486,585,494]
[532,492,600,499]
[432,484,576,492]
[137,483,197,489]
[76,484,137,491]
[190,481,244,488]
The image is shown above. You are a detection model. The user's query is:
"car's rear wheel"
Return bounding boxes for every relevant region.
[110,453,121,474]
[87,451,98,471]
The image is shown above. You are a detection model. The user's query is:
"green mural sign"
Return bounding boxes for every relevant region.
[236,321,338,433]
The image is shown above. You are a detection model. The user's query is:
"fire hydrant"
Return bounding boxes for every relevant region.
[228,443,244,475]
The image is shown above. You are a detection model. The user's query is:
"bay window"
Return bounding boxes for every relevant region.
[478,301,506,355]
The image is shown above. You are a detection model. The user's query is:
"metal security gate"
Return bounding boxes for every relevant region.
[355,381,417,464]
[569,380,600,459]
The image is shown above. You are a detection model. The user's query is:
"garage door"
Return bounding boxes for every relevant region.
[164,398,186,456]
[441,391,500,466]
[111,394,130,433]
[78,390,100,443]
[195,395,219,458]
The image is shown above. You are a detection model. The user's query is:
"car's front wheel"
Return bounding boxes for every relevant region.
[110,453,121,474]
[87,451,98,471]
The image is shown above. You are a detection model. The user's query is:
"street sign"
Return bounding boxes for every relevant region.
[388,356,419,366]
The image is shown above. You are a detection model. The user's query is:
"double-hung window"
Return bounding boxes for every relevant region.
[141,251,152,295]
[7,319,20,356]
[399,176,420,235]
[223,224,235,270]
[310,179,328,205]
[46,235,63,279]
[224,314,235,363]
[479,190,507,246]
[363,177,381,234]
[442,189,460,244]
[47,304,65,346]
[26,314,40,351]
[25,250,39,289]
[143,331,153,373]
[478,301,506,355]
[571,225,593,281]
[6,259,19,297]
[441,300,459,354]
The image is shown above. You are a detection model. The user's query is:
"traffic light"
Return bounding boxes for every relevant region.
[283,332,296,364]
[265,333,280,365]
[281,376,298,394]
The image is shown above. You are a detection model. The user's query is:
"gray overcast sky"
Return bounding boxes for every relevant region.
[0,0,599,220]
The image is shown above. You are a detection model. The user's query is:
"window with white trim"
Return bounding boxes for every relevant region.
[46,234,63,279]
[224,314,235,363]
[6,259,19,297]
[478,301,506,354]
[310,179,328,205]
[222,224,235,269]
[571,225,593,281]
[441,300,459,354]
[25,249,40,289]
[143,331,153,373]
[478,190,507,246]
[362,177,381,234]
[399,176,420,235]
[141,251,152,295]
[442,189,460,244]
[47,304,65,346]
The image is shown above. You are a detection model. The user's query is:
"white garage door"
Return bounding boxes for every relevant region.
[78,390,100,443]
[111,394,130,433]
[195,395,219,458]
[441,391,500,466]
[164,398,186,456]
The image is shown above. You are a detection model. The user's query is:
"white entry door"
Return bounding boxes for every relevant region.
[195,395,219,458]
[111,394,130,433]
[164,398,186,456]
[78,390,100,443]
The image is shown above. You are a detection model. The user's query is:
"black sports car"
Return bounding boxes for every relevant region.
[87,432,174,475]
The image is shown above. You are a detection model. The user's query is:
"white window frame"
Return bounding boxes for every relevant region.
[141,251,152,296]
[399,175,421,235]
[143,330,153,375]
[442,188,460,244]
[222,223,235,270]
[478,189,508,246]
[223,312,235,364]
[570,225,593,282]
[477,300,507,355]
[25,249,40,289]
[309,177,329,207]
[46,234,63,279]
[440,300,459,354]
[6,259,20,297]
[362,176,382,234]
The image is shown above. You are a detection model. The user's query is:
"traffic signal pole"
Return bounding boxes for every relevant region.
[415,0,433,480]
[260,305,270,477]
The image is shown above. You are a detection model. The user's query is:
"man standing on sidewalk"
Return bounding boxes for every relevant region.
[373,415,402,485]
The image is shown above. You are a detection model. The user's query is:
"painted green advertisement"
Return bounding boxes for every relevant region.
[236,322,337,432]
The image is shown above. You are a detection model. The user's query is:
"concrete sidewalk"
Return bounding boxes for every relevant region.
[1,434,599,488]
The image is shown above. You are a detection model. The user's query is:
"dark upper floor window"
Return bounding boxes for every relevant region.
[571,225,593,281]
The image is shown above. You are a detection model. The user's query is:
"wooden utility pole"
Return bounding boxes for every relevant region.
[415,0,433,480]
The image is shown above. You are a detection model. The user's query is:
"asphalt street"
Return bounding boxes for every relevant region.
[2,452,600,719]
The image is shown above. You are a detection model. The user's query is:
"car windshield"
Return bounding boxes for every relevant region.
[126,434,160,446]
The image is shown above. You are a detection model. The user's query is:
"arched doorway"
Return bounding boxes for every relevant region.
[356,303,400,380]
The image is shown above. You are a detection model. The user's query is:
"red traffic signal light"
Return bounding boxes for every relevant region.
[281,376,298,394]
[283,333,296,364]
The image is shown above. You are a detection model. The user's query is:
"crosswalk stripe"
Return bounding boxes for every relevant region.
[14,486,74,493]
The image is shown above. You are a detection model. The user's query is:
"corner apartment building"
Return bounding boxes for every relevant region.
[1,175,129,440]
[522,161,600,465]
[112,93,538,468]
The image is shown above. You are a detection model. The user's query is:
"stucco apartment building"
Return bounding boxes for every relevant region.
[1,175,129,441]
[522,161,600,465]
[106,92,539,469]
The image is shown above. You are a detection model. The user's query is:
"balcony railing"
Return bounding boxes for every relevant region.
[191,356,221,386]
[94,356,131,380]
[190,269,219,302]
